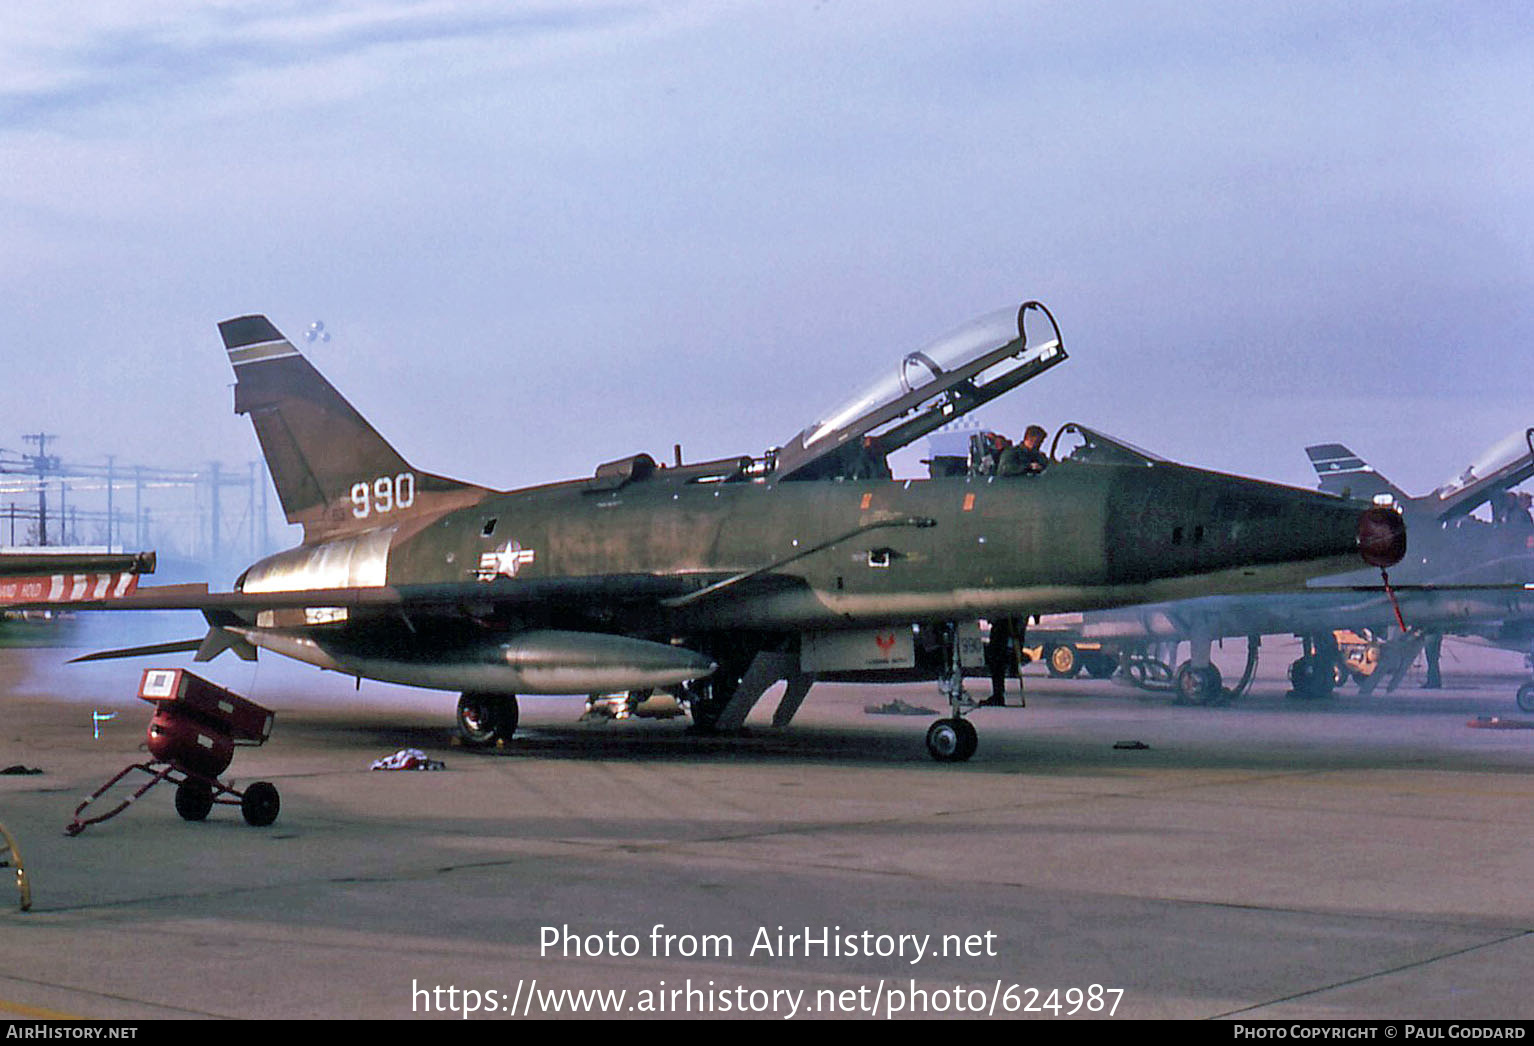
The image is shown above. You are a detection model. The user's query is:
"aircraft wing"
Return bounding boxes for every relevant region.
[41,573,736,665]
[24,574,714,614]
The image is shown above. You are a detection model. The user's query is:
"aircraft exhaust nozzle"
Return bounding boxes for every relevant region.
[1356,505,1407,568]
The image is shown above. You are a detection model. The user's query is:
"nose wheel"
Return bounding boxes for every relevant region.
[926,717,978,762]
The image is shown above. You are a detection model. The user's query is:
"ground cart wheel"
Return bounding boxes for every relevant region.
[174,779,214,822]
[241,781,281,827]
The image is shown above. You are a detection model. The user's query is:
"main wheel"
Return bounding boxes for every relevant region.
[1046,644,1081,678]
[174,779,214,822]
[1288,656,1335,700]
[240,781,281,827]
[1175,662,1223,705]
[926,718,975,762]
[1517,682,1534,713]
[457,693,519,747]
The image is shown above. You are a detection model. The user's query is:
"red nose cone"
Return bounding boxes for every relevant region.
[1357,505,1407,567]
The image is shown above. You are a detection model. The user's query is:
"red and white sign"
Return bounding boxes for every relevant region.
[0,573,139,607]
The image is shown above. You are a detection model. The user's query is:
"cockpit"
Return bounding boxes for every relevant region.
[925,421,1168,481]
[1430,427,1534,523]
[1049,423,1166,469]
[769,300,1066,482]
[580,299,1070,491]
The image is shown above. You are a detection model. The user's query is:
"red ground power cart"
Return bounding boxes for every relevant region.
[66,668,278,835]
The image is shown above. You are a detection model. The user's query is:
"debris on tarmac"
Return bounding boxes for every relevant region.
[1113,740,1150,750]
[1466,716,1534,730]
[0,765,43,775]
[369,749,446,771]
[863,699,938,716]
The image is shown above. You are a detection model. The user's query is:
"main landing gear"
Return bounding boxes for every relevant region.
[1174,661,1224,705]
[1170,636,1261,705]
[457,692,519,747]
[1287,633,1341,701]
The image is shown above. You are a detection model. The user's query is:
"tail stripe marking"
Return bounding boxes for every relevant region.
[227,342,300,367]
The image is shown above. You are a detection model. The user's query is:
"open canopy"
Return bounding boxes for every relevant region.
[771,300,1066,481]
[1431,427,1534,522]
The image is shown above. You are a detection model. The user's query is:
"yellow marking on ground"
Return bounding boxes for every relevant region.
[0,996,85,1019]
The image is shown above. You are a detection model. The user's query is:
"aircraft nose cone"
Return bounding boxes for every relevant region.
[1356,505,1406,567]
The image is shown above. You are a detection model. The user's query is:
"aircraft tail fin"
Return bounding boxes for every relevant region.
[1305,443,1409,504]
[219,316,486,541]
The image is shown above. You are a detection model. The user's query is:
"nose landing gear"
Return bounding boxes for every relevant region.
[925,622,988,762]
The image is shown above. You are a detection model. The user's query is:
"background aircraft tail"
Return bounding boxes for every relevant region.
[1305,443,1410,504]
[219,315,486,542]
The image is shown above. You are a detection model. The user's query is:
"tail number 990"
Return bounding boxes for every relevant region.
[351,473,416,519]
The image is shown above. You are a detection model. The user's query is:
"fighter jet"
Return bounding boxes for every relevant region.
[60,301,1403,761]
[1028,427,1534,707]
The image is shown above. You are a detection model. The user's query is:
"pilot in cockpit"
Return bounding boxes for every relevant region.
[998,425,1049,477]
[1492,490,1534,539]
[848,435,893,480]
[974,432,1011,475]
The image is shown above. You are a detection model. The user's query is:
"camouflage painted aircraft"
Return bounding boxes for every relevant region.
[1028,428,1534,707]
[62,301,1404,761]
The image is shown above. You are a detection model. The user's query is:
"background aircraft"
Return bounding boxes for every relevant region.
[1027,428,1534,707]
[53,302,1402,762]
[0,548,155,608]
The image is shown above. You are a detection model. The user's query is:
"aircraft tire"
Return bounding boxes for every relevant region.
[1287,657,1335,700]
[1517,683,1534,714]
[1174,662,1222,706]
[926,718,975,762]
[174,779,214,822]
[1046,644,1081,678]
[955,717,978,761]
[241,781,281,827]
[457,692,519,747]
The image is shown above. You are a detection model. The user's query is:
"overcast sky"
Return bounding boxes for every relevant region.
[4,1,1531,543]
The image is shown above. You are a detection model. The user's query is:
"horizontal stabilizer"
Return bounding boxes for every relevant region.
[69,638,203,663]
